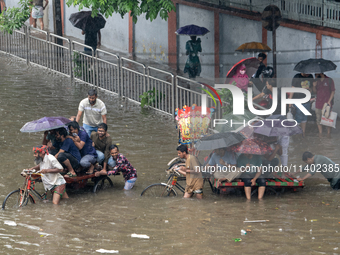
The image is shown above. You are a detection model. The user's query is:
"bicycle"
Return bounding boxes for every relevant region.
[2,169,47,210]
[140,157,187,197]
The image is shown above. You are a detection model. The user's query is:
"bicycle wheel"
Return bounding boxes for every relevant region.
[93,176,113,193]
[140,183,177,197]
[2,189,34,210]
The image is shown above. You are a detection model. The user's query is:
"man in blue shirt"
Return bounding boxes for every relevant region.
[54,127,81,177]
[207,148,237,168]
[67,121,97,174]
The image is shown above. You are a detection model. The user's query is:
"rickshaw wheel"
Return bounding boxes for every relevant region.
[140,183,177,197]
[93,177,113,193]
[2,189,35,210]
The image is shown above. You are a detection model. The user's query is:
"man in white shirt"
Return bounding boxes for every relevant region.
[29,145,69,204]
[76,89,107,137]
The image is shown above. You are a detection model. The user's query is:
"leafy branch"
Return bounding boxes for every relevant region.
[0,0,32,34]
[139,88,164,108]
[66,0,176,24]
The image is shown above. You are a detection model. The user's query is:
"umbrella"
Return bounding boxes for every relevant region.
[20,117,72,133]
[230,138,273,155]
[69,11,106,31]
[195,132,245,151]
[175,24,210,36]
[235,42,271,53]
[253,115,303,137]
[294,58,337,73]
[226,57,260,80]
[238,125,256,139]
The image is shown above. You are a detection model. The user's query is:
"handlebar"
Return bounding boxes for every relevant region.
[21,169,42,177]
[166,167,181,176]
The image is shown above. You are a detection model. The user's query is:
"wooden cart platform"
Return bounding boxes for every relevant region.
[211,177,304,195]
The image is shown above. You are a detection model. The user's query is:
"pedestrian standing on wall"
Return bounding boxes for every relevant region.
[30,0,48,30]
[184,36,202,79]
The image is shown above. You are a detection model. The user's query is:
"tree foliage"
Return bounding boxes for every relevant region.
[0,0,32,34]
[0,0,176,34]
[66,0,176,23]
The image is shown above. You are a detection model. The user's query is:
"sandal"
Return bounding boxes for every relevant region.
[85,171,94,175]
[65,173,77,178]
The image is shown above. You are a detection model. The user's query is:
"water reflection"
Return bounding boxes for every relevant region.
[0,55,340,254]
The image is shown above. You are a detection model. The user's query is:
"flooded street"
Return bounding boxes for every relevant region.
[0,54,340,254]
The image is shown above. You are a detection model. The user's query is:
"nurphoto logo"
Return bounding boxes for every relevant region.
[201,84,311,116]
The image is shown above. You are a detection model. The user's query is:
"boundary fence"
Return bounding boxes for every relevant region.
[0,25,222,120]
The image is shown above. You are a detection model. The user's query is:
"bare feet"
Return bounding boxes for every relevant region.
[86,164,95,175]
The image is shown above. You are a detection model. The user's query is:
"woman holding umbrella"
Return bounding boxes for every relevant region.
[176,25,209,79]
[184,36,202,79]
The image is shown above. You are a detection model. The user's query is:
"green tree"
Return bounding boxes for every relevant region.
[67,0,176,23]
[0,0,176,34]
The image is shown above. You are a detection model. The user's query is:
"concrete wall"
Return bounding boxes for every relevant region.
[267,26,316,80]
[178,4,214,79]
[219,14,262,83]
[134,14,168,63]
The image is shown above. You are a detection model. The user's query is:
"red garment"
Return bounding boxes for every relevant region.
[33,145,49,155]
[315,76,335,109]
[230,65,249,92]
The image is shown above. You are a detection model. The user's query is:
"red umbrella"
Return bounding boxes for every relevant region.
[226,57,260,82]
[230,138,272,155]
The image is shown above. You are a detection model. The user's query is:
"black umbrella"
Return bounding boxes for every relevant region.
[175,24,209,36]
[69,11,106,31]
[195,132,245,151]
[294,58,336,73]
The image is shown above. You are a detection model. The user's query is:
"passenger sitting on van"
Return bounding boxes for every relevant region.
[91,123,115,173]
[205,147,237,185]
[54,127,81,177]
[67,121,97,175]
[42,129,59,155]
[237,153,265,200]
[206,147,237,168]
[95,145,137,190]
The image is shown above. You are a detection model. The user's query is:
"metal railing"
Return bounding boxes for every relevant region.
[200,0,340,29]
[120,57,146,103]
[28,27,49,68]
[147,66,175,115]
[0,25,229,120]
[95,49,120,95]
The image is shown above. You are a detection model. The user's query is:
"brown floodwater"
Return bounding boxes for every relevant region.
[0,55,340,254]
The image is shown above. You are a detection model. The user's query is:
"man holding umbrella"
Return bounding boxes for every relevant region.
[69,11,106,55]
[288,72,314,136]
[293,58,337,136]
[82,29,101,55]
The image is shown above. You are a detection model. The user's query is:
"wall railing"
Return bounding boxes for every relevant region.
[0,25,264,124]
[198,0,340,29]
